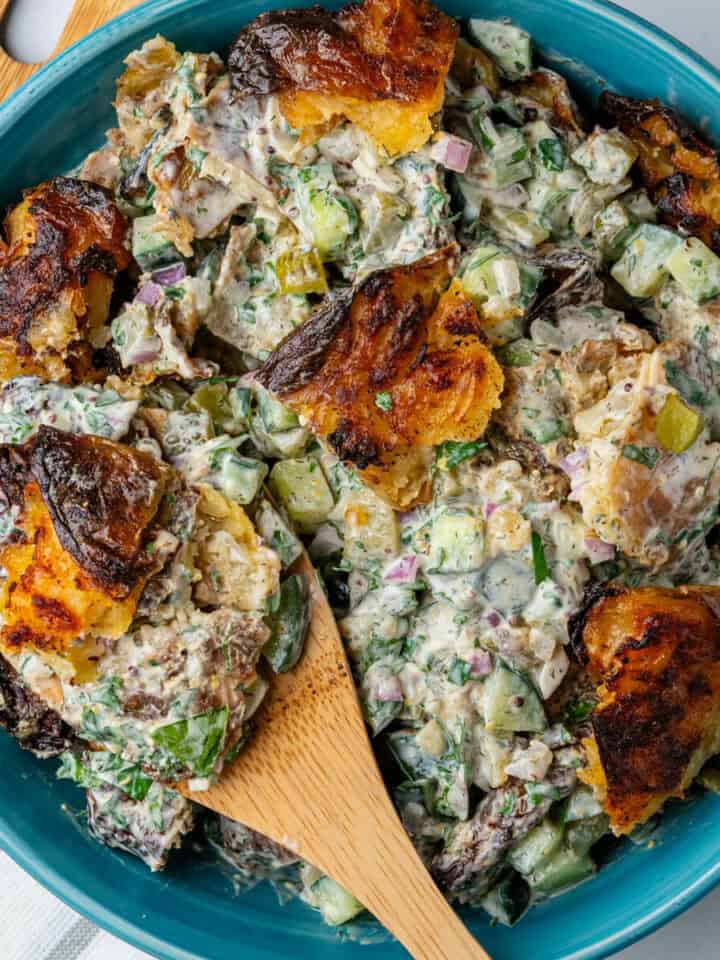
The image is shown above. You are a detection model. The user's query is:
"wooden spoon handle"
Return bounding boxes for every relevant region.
[0,0,140,102]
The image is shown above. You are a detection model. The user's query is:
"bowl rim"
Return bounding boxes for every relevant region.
[0,1,719,958]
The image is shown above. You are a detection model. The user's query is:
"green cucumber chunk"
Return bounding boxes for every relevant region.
[310,876,365,925]
[132,214,183,271]
[484,662,547,732]
[269,458,334,533]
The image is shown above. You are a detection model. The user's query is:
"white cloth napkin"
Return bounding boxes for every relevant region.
[0,851,152,960]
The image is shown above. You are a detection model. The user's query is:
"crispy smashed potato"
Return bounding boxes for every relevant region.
[572,584,720,835]
[0,428,172,672]
[193,485,281,611]
[513,69,584,135]
[258,246,504,509]
[600,92,720,252]
[0,177,129,383]
[228,0,459,155]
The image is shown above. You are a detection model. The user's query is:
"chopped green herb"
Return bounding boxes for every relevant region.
[434,439,487,470]
[374,392,393,412]
[531,531,549,584]
[621,444,661,469]
[447,658,472,686]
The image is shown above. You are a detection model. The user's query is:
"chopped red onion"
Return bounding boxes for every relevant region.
[124,335,162,366]
[152,261,187,286]
[373,674,403,703]
[484,501,498,519]
[486,610,501,628]
[470,650,492,677]
[585,536,615,564]
[383,554,420,584]
[430,134,473,174]
[558,447,588,476]
[135,281,163,307]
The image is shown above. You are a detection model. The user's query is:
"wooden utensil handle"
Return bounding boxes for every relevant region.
[0,0,141,102]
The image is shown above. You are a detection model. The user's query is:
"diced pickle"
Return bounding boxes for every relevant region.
[508,818,564,875]
[665,237,720,303]
[254,498,303,568]
[468,19,533,80]
[275,248,328,295]
[527,847,596,896]
[212,451,268,504]
[269,459,334,533]
[655,393,704,454]
[256,385,300,434]
[187,382,237,434]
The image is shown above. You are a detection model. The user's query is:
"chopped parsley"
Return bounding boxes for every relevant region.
[621,444,661,469]
[531,531,549,584]
[374,392,393,412]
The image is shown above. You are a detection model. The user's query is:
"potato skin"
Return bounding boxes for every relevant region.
[0,428,172,663]
[571,583,720,834]
[0,177,129,382]
[599,92,720,252]
[258,246,503,508]
[228,0,458,154]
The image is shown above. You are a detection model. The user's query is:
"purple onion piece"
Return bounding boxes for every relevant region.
[486,610,502,628]
[470,650,492,677]
[585,536,615,564]
[125,336,162,366]
[383,554,420,584]
[558,446,588,476]
[152,261,187,286]
[485,501,498,519]
[431,134,473,174]
[135,281,163,306]
[373,674,404,703]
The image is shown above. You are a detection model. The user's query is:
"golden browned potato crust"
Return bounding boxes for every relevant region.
[0,428,172,664]
[228,0,459,154]
[599,92,720,252]
[513,69,584,135]
[0,177,130,382]
[571,583,720,835]
[258,246,504,508]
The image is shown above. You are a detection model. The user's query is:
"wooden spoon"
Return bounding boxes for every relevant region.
[184,551,489,960]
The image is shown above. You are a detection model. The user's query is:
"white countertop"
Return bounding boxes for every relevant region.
[2,1,719,959]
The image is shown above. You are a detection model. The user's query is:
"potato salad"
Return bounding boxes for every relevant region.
[2,0,720,935]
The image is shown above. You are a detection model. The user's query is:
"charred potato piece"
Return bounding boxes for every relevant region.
[600,92,720,252]
[0,177,130,383]
[228,0,459,155]
[258,246,504,509]
[0,427,172,671]
[513,68,584,135]
[0,652,77,757]
[571,584,720,835]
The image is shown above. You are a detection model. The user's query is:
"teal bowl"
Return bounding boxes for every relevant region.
[1,1,720,958]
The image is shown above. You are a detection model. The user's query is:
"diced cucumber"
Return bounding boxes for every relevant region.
[480,872,531,926]
[527,846,595,896]
[508,818,564,875]
[611,224,683,297]
[471,115,533,188]
[487,207,550,247]
[228,385,253,431]
[255,385,300,434]
[563,785,603,823]
[484,662,547,732]
[264,574,310,673]
[623,189,657,224]
[295,163,358,259]
[453,175,486,223]
[462,245,520,304]
[665,237,720,302]
[565,814,609,857]
[142,380,190,411]
[570,180,631,238]
[310,876,365,926]
[211,451,267,504]
[527,180,573,237]
[250,413,309,460]
[427,507,485,573]
[571,128,638,185]
[496,338,539,367]
[269,458,334,533]
[468,19,533,80]
[254,498,303,568]
[387,730,438,781]
[132,214,183,271]
[342,487,399,567]
[592,200,635,260]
